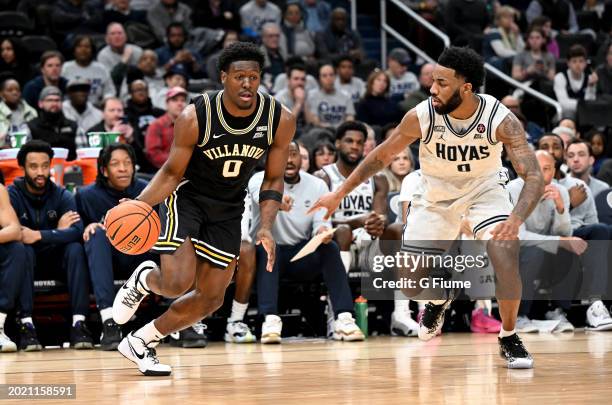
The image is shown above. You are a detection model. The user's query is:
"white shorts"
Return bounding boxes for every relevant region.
[402,176,513,253]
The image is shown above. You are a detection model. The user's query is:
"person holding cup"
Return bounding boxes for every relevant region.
[0,78,37,148]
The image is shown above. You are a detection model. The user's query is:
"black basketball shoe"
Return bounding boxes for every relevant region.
[499,333,534,369]
[100,319,122,351]
[19,322,42,352]
[418,290,455,341]
[71,321,94,350]
[169,322,208,348]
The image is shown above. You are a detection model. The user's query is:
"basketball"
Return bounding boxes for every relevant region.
[104,200,160,255]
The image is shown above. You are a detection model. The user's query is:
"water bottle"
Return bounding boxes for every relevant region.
[354,296,368,338]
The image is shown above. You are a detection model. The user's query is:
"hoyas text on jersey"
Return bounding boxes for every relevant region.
[340,194,373,213]
[435,143,490,162]
[202,144,266,160]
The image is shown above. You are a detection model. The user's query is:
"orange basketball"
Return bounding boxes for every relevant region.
[104,200,160,255]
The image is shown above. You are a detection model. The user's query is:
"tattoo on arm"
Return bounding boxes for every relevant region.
[498,113,544,222]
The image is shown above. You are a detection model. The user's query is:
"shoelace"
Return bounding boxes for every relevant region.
[122,287,144,309]
[192,322,207,335]
[231,322,249,334]
[422,302,444,330]
[503,335,529,357]
[146,347,160,364]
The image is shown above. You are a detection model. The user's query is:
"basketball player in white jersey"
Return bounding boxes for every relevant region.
[309,47,544,369]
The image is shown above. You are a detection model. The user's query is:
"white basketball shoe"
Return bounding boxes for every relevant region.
[113,261,157,324]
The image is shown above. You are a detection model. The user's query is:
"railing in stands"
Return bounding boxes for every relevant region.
[379,0,563,120]
[349,0,357,32]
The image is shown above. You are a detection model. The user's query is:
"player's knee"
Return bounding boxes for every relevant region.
[335,224,352,250]
[164,277,193,298]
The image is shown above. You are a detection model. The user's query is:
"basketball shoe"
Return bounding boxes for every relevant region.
[19,322,42,352]
[169,322,208,348]
[332,313,365,341]
[118,332,171,376]
[391,311,419,337]
[225,321,256,343]
[0,329,17,352]
[71,321,94,350]
[418,290,455,341]
[498,333,534,369]
[113,261,156,324]
[261,315,282,344]
[586,300,612,331]
[470,308,502,334]
[100,319,122,351]
[545,308,575,333]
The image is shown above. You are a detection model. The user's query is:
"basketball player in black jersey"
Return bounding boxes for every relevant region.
[111,42,296,376]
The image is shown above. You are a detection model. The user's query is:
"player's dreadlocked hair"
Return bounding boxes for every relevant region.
[437,46,486,89]
[217,41,265,73]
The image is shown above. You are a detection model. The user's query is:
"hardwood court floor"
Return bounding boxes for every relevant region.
[1,332,612,404]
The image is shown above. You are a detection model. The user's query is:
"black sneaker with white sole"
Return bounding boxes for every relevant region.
[169,322,208,348]
[418,290,455,341]
[100,319,122,351]
[19,322,42,352]
[71,321,94,350]
[498,333,534,369]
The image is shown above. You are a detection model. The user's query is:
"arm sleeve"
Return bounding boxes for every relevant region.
[583,194,599,225]
[39,191,83,244]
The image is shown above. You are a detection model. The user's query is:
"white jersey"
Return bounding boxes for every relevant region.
[415,94,510,202]
[322,163,374,220]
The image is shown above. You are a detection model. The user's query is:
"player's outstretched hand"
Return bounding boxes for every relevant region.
[490,217,521,241]
[256,228,276,272]
[307,191,342,220]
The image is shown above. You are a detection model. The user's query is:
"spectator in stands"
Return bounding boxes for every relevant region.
[75,143,152,350]
[444,0,489,51]
[152,64,189,109]
[282,1,316,63]
[248,140,364,343]
[309,140,336,173]
[9,141,94,348]
[0,78,37,148]
[382,146,415,193]
[62,35,117,108]
[297,140,310,172]
[305,64,354,129]
[147,0,193,43]
[356,70,402,127]
[316,8,364,64]
[272,56,319,94]
[553,125,576,150]
[156,23,203,79]
[125,79,165,172]
[554,45,598,119]
[387,48,418,104]
[62,78,104,135]
[400,63,434,112]
[260,23,288,92]
[595,42,612,100]
[300,0,331,33]
[530,16,560,58]
[566,139,609,197]
[0,38,34,88]
[526,0,580,34]
[239,0,282,37]
[104,0,148,26]
[97,23,144,73]
[27,87,85,161]
[115,50,165,100]
[145,86,186,169]
[0,183,39,352]
[23,51,68,109]
[334,55,365,104]
[483,6,525,73]
[51,0,104,40]
[501,95,544,143]
[189,0,240,31]
[512,26,556,84]
[274,63,308,134]
[206,30,239,84]
[586,129,607,176]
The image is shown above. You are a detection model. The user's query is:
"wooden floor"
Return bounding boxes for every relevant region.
[1,332,612,404]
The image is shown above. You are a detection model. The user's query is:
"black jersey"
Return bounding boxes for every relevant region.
[185,90,282,204]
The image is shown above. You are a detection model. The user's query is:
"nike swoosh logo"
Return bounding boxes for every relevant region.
[212,133,227,139]
[109,223,123,241]
[127,337,145,359]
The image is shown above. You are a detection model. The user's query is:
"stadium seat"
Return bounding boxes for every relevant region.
[0,11,33,37]
[576,10,600,33]
[21,35,57,61]
[577,100,612,127]
[556,33,595,58]
[594,188,612,225]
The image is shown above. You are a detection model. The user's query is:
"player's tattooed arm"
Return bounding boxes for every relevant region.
[137,104,199,207]
[497,112,544,223]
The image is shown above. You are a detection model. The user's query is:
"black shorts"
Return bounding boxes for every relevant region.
[152,180,243,269]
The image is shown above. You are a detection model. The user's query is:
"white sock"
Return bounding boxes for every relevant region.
[228,300,248,322]
[340,251,351,273]
[0,312,6,329]
[137,266,155,293]
[418,302,425,311]
[72,315,86,326]
[100,307,113,323]
[134,320,166,345]
[394,298,410,314]
[20,317,33,325]
[499,328,516,338]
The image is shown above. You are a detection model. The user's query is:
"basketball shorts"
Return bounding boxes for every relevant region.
[152,180,243,269]
[402,176,514,255]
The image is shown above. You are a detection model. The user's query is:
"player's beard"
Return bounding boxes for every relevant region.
[25,173,49,192]
[338,150,361,167]
[434,88,462,115]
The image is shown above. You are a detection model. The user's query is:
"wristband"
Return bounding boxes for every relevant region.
[259,190,282,203]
